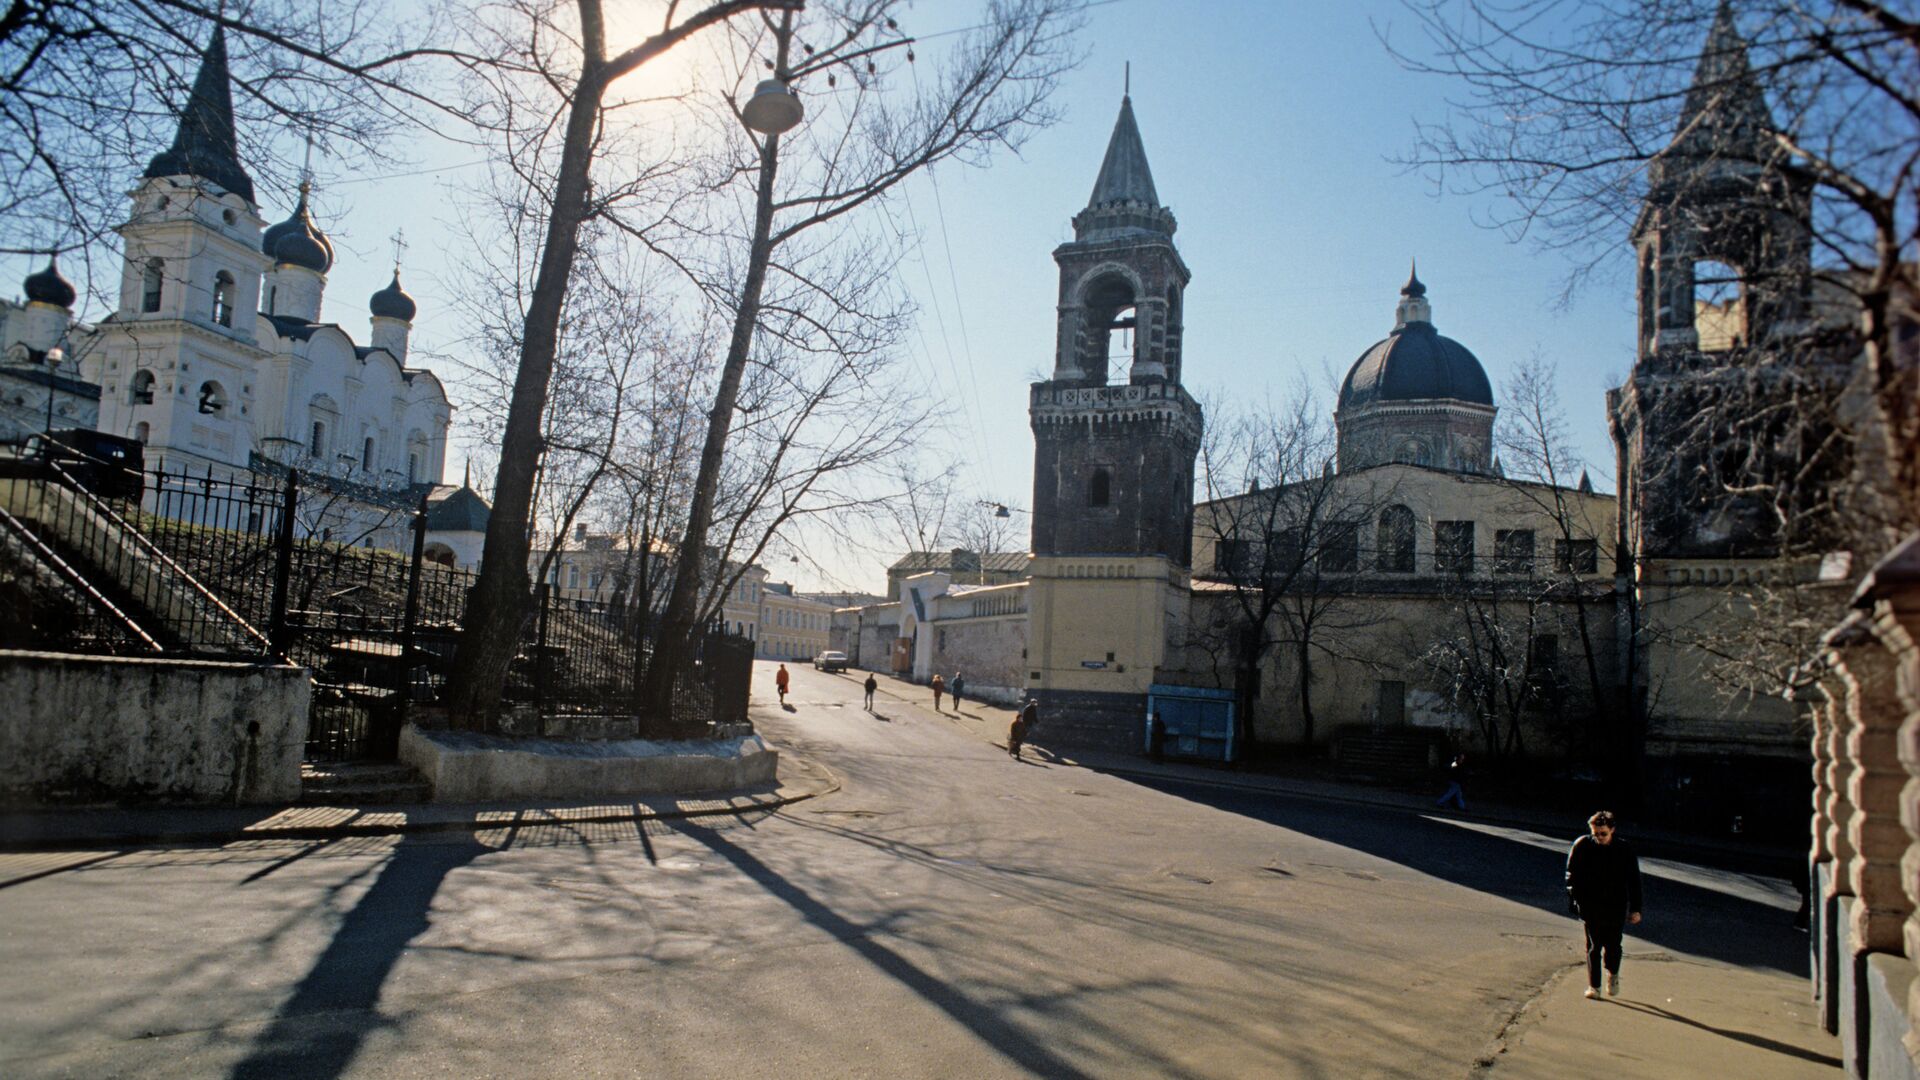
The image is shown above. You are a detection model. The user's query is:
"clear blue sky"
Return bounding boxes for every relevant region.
[11,0,1640,596]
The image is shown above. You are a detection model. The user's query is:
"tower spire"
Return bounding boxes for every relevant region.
[1663,2,1776,172]
[143,26,255,202]
[1085,95,1159,212]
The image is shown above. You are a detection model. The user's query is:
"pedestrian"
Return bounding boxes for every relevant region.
[1566,810,1644,1000]
[1435,752,1468,810]
[1147,711,1165,763]
[863,673,877,710]
[1020,697,1040,748]
[775,663,790,706]
[930,673,945,711]
[951,672,966,711]
[1007,710,1027,760]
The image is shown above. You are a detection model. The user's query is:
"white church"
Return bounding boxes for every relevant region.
[0,27,452,494]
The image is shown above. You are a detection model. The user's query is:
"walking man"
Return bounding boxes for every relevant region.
[1566,810,1644,999]
[951,672,966,711]
[863,673,877,710]
[775,663,790,706]
[1435,753,1468,810]
[930,673,945,712]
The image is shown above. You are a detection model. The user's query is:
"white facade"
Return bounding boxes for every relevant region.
[79,175,451,486]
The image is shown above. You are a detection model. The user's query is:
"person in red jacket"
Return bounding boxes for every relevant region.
[1566,810,1645,999]
[775,664,790,706]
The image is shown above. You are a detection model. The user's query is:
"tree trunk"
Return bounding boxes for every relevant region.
[641,21,791,738]
[445,51,607,732]
[1296,632,1314,748]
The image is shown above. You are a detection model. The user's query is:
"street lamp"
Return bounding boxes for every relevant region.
[742,78,803,134]
[43,346,64,434]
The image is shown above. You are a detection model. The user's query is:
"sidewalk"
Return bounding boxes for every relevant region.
[0,749,839,852]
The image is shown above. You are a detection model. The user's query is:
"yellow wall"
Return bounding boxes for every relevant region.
[1026,554,1186,697]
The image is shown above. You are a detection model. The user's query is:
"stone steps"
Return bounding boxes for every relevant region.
[299,761,432,805]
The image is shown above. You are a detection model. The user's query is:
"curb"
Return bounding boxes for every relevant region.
[0,752,842,854]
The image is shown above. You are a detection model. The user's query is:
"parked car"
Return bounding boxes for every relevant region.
[813,650,848,672]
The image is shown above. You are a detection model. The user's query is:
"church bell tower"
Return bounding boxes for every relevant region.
[1023,93,1204,752]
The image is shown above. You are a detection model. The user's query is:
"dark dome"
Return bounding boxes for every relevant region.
[369,271,416,321]
[23,257,76,308]
[262,184,334,273]
[1339,321,1494,410]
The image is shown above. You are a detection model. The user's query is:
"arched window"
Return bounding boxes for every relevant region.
[268,285,277,316]
[1393,438,1430,467]
[1090,468,1112,508]
[408,452,421,483]
[211,271,236,327]
[1637,248,1656,350]
[141,259,164,313]
[310,420,327,458]
[1692,259,1745,352]
[1080,273,1139,384]
[129,370,155,405]
[132,421,150,443]
[1378,505,1415,573]
[196,380,226,415]
[362,435,376,472]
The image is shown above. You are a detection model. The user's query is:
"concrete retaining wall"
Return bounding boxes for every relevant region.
[0,650,308,805]
[399,724,779,802]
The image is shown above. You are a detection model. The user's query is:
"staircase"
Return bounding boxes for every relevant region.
[299,761,433,805]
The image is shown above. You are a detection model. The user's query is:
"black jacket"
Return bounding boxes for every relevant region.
[1565,835,1643,922]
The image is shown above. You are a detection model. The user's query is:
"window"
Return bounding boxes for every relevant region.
[362,436,376,472]
[211,271,235,327]
[1693,259,1745,352]
[196,380,226,415]
[129,370,155,405]
[268,285,277,315]
[132,421,150,443]
[1529,634,1560,671]
[1377,506,1415,573]
[1434,521,1475,573]
[1319,523,1359,573]
[1494,529,1535,575]
[1089,468,1111,508]
[568,566,580,590]
[1215,538,1248,576]
[408,452,420,484]
[1555,538,1599,574]
[1267,528,1304,574]
[141,259,164,313]
[310,421,327,458]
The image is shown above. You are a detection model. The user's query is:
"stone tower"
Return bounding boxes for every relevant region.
[1023,95,1203,752]
[1609,4,1821,560]
[1029,94,1203,564]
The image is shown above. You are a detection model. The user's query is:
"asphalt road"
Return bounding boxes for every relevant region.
[0,660,1809,1078]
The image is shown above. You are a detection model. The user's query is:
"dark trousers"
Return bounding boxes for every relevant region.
[1583,918,1624,987]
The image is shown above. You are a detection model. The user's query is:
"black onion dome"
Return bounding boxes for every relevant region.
[1339,323,1494,410]
[23,257,76,308]
[369,270,416,321]
[262,184,334,273]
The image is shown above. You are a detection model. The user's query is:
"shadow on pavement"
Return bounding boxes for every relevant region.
[1127,774,1806,975]
[1609,999,1842,1066]
[227,833,490,1080]
[681,820,1100,1080]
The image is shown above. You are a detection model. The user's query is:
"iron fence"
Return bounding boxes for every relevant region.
[1,453,754,756]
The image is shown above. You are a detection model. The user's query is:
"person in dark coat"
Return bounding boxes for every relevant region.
[951,673,966,711]
[1565,810,1644,999]
[862,673,877,710]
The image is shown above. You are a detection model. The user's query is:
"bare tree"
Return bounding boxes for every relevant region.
[0,0,474,295]
[443,0,803,730]
[634,0,1086,734]
[1387,0,1919,535]
[1190,390,1391,749]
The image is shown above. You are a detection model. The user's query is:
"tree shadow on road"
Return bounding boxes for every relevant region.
[226,833,491,1080]
[680,820,1106,1080]
[1124,775,1805,975]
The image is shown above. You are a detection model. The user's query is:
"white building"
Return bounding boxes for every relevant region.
[31,28,452,493]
